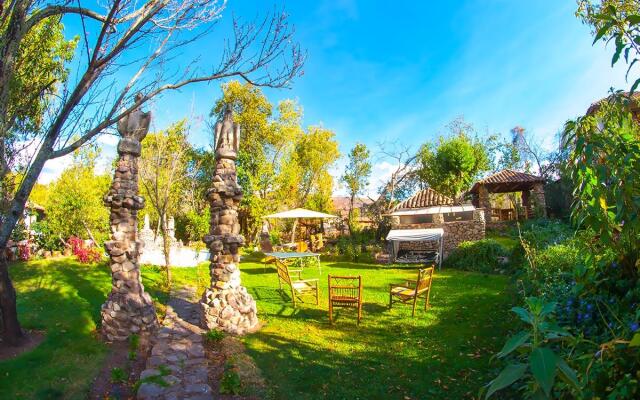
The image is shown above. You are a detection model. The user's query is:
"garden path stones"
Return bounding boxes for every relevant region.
[138,287,213,400]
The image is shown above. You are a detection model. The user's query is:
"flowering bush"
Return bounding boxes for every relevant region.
[17,242,31,261]
[67,236,103,264]
[75,247,102,263]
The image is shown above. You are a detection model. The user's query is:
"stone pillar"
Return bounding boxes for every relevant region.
[478,184,491,211]
[433,213,444,225]
[532,182,547,217]
[101,97,158,341]
[199,107,259,335]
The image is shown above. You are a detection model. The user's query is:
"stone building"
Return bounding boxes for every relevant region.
[468,169,546,222]
[387,188,485,259]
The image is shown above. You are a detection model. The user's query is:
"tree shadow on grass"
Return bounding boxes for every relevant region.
[2,285,108,399]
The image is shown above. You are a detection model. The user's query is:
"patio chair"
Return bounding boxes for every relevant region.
[275,259,319,307]
[389,267,434,317]
[296,241,309,252]
[328,275,363,325]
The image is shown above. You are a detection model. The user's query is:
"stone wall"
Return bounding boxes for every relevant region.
[392,209,486,256]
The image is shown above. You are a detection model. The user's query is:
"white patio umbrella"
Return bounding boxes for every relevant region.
[263,208,337,219]
[263,208,338,243]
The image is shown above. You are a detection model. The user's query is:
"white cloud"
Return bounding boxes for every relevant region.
[97,133,119,147]
[39,156,72,184]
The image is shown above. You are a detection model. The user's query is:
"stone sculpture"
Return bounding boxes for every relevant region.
[214,106,240,160]
[101,94,158,341]
[199,107,259,335]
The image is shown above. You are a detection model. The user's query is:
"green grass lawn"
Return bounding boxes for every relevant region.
[238,254,515,399]
[0,256,515,399]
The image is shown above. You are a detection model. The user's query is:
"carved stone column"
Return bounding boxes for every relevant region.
[200,108,259,335]
[101,98,158,341]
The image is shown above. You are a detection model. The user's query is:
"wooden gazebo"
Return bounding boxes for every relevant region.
[468,169,546,221]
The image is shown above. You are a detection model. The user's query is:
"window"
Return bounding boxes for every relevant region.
[443,211,473,222]
[399,214,433,225]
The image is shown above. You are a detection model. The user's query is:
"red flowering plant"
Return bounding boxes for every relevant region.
[67,236,103,264]
[17,242,31,261]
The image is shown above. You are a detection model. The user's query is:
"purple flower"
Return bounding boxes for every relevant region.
[631,323,639,332]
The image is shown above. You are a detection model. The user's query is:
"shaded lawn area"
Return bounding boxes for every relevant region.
[0,255,514,399]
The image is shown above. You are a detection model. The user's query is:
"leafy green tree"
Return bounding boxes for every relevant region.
[45,145,111,244]
[341,143,371,233]
[563,98,640,279]
[291,126,340,208]
[417,120,490,198]
[578,0,640,91]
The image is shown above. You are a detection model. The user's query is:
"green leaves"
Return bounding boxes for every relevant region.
[415,119,490,198]
[630,333,640,347]
[485,363,527,399]
[496,331,530,358]
[488,297,579,398]
[530,347,558,397]
[556,357,581,391]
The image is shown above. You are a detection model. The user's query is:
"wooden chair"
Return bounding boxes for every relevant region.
[328,275,363,324]
[275,259,319,307]
[296,241,309,252]
[389,267,434,317]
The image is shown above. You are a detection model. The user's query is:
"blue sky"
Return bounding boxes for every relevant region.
[42,0,629,193]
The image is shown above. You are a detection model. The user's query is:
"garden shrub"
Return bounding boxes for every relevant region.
[444,239,508,274]
[68,236,103,263]
[519,241,582,304]
[32,220,64,252]
[509,219,574,268]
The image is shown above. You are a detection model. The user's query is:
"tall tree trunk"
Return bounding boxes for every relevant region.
[159,214,171,286]
[0,252,23,345]
[82,221,98,247]
[348,194,355,235]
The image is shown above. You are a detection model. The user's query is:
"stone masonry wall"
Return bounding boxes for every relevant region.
[393,209,486,257]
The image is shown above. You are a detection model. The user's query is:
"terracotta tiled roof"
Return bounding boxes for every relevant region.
[392,188,454,211]
[469,169,543,194]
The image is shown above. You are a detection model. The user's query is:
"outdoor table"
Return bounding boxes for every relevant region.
[264,251,321,272]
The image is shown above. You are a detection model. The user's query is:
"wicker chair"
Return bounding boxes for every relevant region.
[389,267,434,317]
[275,259,319,307]
[328,275,363,324]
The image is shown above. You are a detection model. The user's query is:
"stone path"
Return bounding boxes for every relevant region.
[137,287,213,400]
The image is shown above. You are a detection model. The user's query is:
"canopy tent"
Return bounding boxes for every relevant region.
[263,208,338,243]
[263,208,338,219]
[386,228,444,268]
